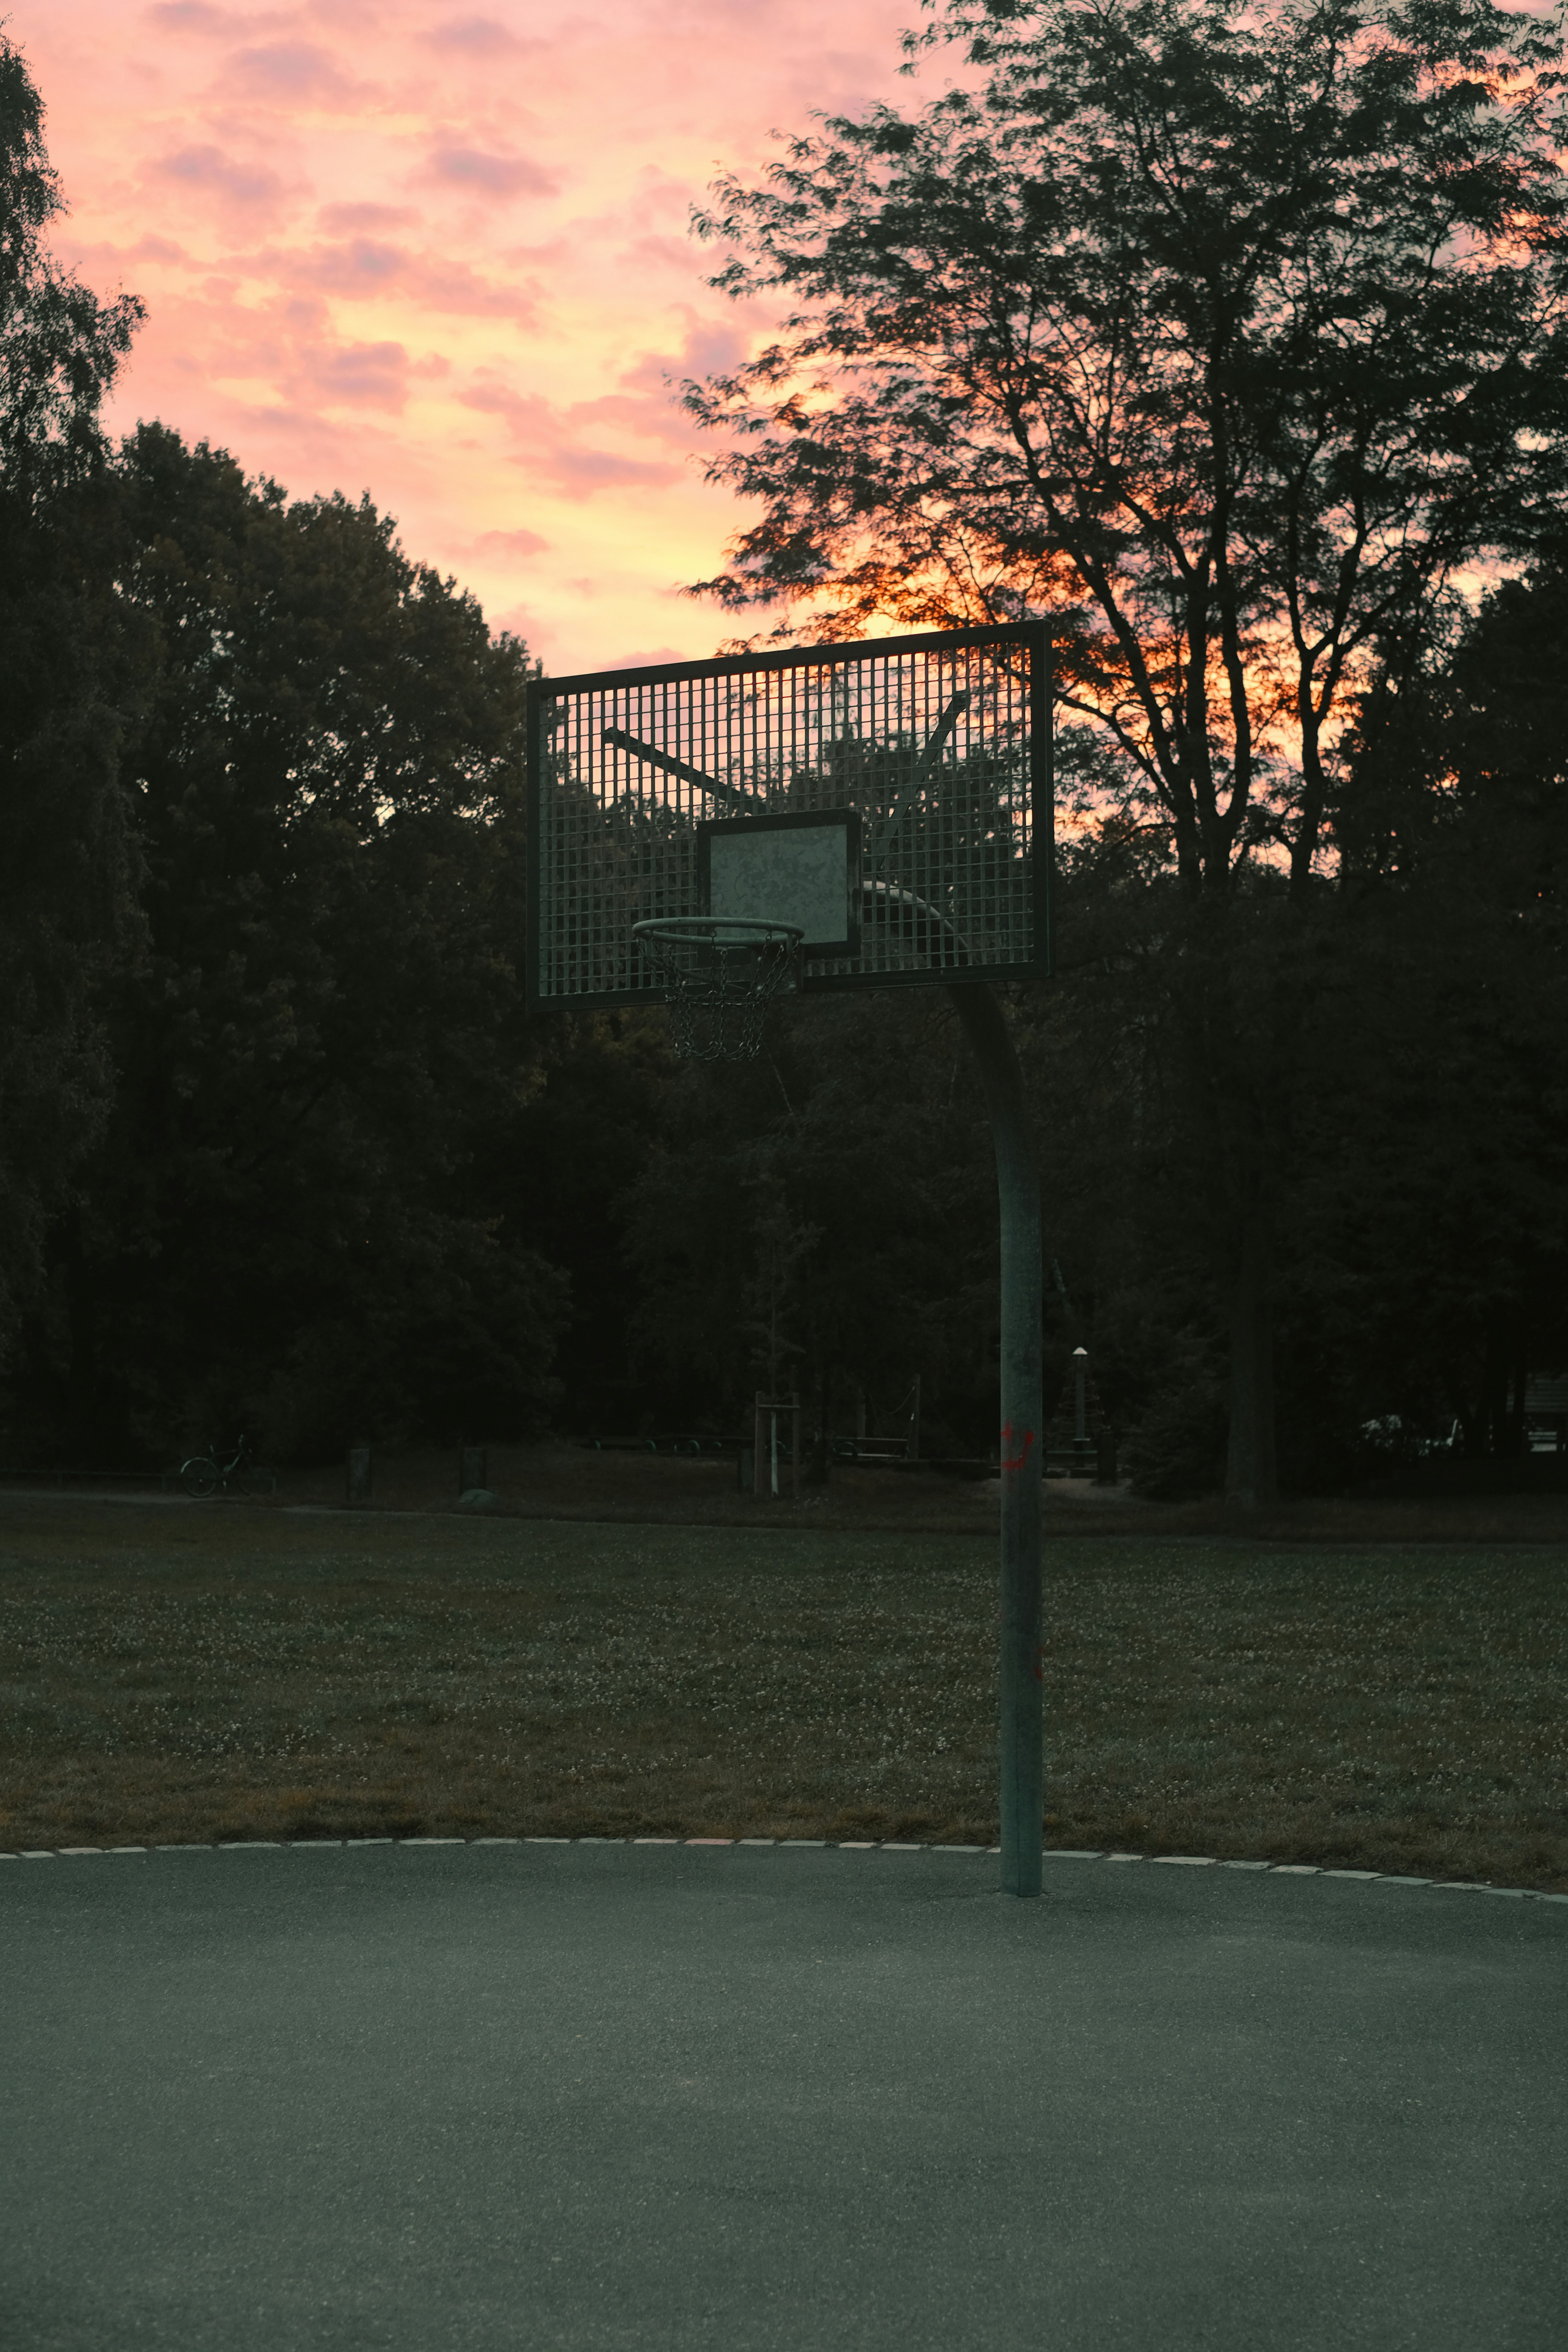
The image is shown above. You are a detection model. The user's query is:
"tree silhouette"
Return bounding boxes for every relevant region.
[684,0,1568,1497]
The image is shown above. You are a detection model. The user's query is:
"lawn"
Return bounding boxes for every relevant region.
[2,1499,1564,1888]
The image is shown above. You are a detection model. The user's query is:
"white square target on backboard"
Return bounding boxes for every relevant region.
[700,812,861,957]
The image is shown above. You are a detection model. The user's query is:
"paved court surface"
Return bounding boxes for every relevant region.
[3,1842,1565,2350]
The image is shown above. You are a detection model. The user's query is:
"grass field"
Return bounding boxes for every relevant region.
[2,1498,1565,1888]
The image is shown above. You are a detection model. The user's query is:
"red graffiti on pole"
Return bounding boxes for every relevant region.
[1000,1422,1036,1473]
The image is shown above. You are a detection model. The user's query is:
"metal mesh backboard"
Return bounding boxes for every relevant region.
[525,624,1050,1008]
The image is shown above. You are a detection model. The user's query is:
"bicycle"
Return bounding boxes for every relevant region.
[179,1435,278,1499]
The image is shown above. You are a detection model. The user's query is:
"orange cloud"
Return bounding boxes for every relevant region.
[474,525,552,557]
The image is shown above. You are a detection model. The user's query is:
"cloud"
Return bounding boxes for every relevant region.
[425,145,558,201]
[317,202,418,232]
[550,448,680,495]
[228,43,362,104]
[460,379,682,501]
[617,316,749,396]
[488,601,563,663]
[421,15,537,55]
[300,238,407,292]
[556,317,750,454]
[129,234,190,263]
[283,236,540,320]
[146,2,232,28]
[597,645,689,672]
[626,233,704,276]
[296,338,412,411]
[474,527,553,559]
[146,143,289,225]
[194,292,418,413]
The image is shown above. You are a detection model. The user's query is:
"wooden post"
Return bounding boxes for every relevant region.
[752,1391,799,1501]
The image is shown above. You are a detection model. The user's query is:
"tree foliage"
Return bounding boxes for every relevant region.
[0,36,144,1363]
[683,0,1568,1499]
[15,428,566,1460]
[689,0,1568,898]
[0,36,140,498]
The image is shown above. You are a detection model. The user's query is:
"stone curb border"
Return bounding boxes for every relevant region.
[2,1840,1565,1903]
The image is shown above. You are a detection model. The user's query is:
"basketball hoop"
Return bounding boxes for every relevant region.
[633,917,803,1061]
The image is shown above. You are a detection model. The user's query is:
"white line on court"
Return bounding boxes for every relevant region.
[2,1841,1565,1901]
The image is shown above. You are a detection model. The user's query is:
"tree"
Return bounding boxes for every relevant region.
[0,35,142,1364]
[1289,550,1568,1464]
[14,426,566,1461]
[683,0,1568,1498]
[619,987,1017,1453]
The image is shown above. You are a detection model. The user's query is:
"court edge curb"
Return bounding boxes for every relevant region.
[3,1839,1564,1903]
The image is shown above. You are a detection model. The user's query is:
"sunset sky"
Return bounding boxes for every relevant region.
[21,0,948,673]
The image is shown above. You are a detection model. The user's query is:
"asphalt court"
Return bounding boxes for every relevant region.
[3,1842,1565,2351]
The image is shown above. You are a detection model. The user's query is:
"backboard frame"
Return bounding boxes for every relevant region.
[524,622,1051,1012]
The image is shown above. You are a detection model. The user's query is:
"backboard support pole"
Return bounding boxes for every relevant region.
[949,983,1043,1898]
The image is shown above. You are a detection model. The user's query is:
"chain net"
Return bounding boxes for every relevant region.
[632,919,803,1061]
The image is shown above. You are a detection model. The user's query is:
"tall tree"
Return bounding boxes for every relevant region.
[683,0,1568,1498]
[16,427,565,1461]
[1294,552,1568,1461]
[0,35,142,1363]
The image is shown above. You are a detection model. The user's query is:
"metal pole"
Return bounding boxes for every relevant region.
[948,982,1043,1898]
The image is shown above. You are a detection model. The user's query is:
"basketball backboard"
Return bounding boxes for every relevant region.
[525,623,1050,1011]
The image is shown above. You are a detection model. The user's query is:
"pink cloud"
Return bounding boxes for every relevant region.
[146,142,289,224]
[146,2,233,28]
[227,43,361,104]
[421,15,537,56]
[317,201,418,232]
[299,237,406,292]
[618,316,750,394]
[286,237,539,320]
[425,145,557,201]
[551,447,679,496]
[44,0,924,674]
[488,601,563,663]
[559,317,751,452]
[625,233,703,275]
[460,380,681,501]
[297,338,413,411]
